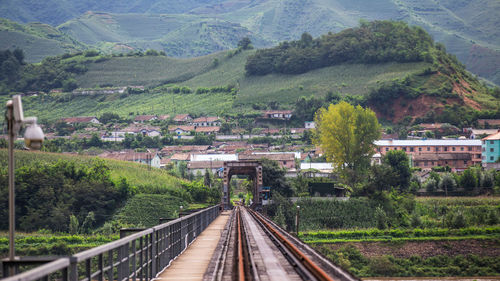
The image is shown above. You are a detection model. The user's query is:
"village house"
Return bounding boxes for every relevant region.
[160,145,210,156]
[168,125,196,136]
[300,162,335,178]
[261,110,293,120]
[187,161,224,176]
[158,115,170,121]
[195,126,220,134]
[98,151,161,168]
[61,116,100,124]
[478,119,500,128]
[468,129,500,139]
[262,128,281,135]
[192,116,221,127]
[482,131,500,169]
[305,121,315,129]
[239,153,296,169]
[134,115,158,123]
[122,125,162,137]
[191,154,238,162]
[374,139,482,171]
[72,87,127,95]
[173,114,193,124]
[290,128,306,134]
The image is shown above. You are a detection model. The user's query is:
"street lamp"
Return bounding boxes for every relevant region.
[5,95,44,265]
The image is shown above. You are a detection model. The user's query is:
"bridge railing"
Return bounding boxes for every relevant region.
[2,205,221,281]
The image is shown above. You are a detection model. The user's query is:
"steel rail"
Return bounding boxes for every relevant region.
[249,209,336,281]
[237,208,245,281]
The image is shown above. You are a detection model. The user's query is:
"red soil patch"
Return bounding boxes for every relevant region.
[372,95,463,123]
[317,239,500,259]
[452,80,481,111]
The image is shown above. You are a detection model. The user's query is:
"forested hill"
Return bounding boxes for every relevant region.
[0,0,498,85]
[3,21,500,126]
[245,21,433,76]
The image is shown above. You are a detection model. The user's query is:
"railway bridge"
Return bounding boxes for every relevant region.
[2,205,357,281]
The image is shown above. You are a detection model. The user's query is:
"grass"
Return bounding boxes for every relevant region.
[0,149,186,191]
[113,194,187,227]
[415,196,500,206]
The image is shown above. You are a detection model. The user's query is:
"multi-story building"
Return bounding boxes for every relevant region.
[374,139,482,171]
[482,131,500,169]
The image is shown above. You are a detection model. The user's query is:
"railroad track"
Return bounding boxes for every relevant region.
[206,206,358,281]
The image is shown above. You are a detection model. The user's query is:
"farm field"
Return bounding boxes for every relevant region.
[275,197,500,278]
[19,49,430,121]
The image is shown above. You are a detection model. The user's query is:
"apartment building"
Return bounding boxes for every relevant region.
[374,139,482,171]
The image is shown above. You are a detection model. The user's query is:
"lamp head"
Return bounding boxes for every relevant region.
[24,119,44,150]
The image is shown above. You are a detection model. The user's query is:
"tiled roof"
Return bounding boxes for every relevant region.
[195,126,220,133]
[187,161,224,169]
[168,125,195,132]
[374,139,481,146]
[134,115,157,121]
[482,131,500,141]
[61,117,98,123]
[173,114,192,121]
[192,116,220,123]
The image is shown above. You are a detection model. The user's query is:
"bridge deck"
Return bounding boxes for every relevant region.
[156,210,231,281]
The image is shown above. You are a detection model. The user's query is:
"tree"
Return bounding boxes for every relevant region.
[261,158,292,196]
[314,101,381,185]
[438,173,456,196]
[238,37,253,50]
[383,150,411,192]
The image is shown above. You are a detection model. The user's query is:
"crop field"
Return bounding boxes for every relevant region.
[179,50,430,105]
[22,90,234,121]
[285,197,500,278]
[76,52,227,88]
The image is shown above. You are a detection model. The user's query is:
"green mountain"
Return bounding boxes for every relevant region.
[0,0,498,84]
[57,12,272,57]
[14,21,499,127]
[0,18,85,62]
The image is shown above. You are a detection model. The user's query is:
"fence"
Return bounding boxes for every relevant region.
[2,205,220,281]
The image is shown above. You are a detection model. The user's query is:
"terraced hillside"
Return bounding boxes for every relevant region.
[1,0,498,84]
[0,18,85,62]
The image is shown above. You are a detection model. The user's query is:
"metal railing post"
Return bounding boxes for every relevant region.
[151,229,157,277]
[69,257,78,281]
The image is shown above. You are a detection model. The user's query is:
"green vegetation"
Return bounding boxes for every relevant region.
[0,18,85,62]
[0,150,220,235]
[300,226,500,243]
[113,194,186,227]
[3,20,499,126]
[267,196,500,232]
[246,21,433,75]
[0,232,118,257]
[314,101,381,186]
[0,150,186,191]
[317,244,500,277]
[0,157,131,232]
[1,1,499,84]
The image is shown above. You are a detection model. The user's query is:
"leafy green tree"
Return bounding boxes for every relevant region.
[238,37,253,50]
[99,112,121,124]
[438,173,457,195]
[261,158,292,196]
[314,101,381,186]
[383,150,411,192]
[460,167,478,191]
[69,215,79,234]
